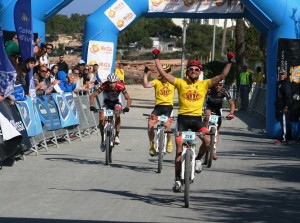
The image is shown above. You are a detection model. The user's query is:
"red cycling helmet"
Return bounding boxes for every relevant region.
[187,59,202,70]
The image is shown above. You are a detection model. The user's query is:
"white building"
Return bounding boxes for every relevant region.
[172,18,235,28]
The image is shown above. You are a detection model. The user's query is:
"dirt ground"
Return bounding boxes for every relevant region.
[50,54,183,83]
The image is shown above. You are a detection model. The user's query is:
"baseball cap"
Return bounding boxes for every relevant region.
[78,59,85,65]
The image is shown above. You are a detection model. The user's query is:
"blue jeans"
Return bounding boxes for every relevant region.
[239,85,250,110]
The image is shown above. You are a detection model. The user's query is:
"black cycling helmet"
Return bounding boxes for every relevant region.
[107,73,120,82]
[162,64,171,73]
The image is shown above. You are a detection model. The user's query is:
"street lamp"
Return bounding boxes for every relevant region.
[181,18,188,78]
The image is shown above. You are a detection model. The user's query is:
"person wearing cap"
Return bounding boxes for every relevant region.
[77,59,86,78]
[115,63,125,83]
[275,69,292,143]
[143,64,175,156]
[238,65,252,111]
[204,79,235,160]
[152,49,234,192]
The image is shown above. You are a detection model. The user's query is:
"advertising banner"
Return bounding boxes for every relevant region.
[0,25,17,98]
[53,93,79,128]
[105,0,136,31]
[86,40,114,82]
[0,100,22,161]
[148,0,243,13]
[14,0,36,99]
[36,95,61,130]
[277,38,300,83]
[16,97,43,137]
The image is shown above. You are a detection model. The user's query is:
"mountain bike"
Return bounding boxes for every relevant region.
[178,130,205,208]
[143,114,172,173]
[203,114,219,168]
[103,108,122,165]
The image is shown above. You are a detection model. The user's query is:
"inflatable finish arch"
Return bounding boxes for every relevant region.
[83,0,300,138]
[0,0,73,42]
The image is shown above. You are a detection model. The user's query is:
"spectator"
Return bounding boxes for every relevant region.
[59,73,77,93]
[50,64,59,79]
[77,59,85,77]
[5,33,19,57]
[115,63,125,83]
[17,57,36,94]
[74,67,89,94]
[93,63,102,84]
[238,65,252,111]
[275,69,292,143]
[253,66,265,84]
[57,54,69,74]
[34,65,53,95]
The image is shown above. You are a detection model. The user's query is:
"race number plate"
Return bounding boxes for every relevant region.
[182,131,196,141]
[158,115,168,123]
[209,115,219,124]
[104,109,114,117]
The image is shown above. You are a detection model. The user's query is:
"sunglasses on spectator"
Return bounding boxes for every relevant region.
[218,84,223,86]
[187,67,201,72]
[47,48,52,50]
[279,73,286,75]
[40,70,47,73]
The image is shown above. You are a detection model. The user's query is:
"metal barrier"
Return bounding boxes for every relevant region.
[29,94,99,155]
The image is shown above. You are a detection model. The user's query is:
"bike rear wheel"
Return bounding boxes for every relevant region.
[207,127,216,168]
[157,130,164,173]
[184,148,191,208]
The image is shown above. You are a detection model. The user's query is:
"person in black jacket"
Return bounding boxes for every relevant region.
[275,69,292,142]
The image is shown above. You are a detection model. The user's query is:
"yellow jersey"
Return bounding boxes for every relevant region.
[153,79,175,106]
[115,68,125,82]
[174,78,212,116]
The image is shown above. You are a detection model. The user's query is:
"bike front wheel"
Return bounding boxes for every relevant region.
[184,148,191,208]
[207,127,216,168]
[105,130,112,165]
[157,129,164,173]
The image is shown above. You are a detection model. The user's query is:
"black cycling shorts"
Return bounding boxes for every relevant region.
[151,105,173,117]
[176,115,206,132]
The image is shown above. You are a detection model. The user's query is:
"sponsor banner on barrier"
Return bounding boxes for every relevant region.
[16,98,43,137]
[105,0,136,31]
[148,0,243,13]
[0,100,31,151]
[53,93,79,128]
[87,40,114,82]
[36,95,61,130]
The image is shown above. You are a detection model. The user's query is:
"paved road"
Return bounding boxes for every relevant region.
[1,85,299,223]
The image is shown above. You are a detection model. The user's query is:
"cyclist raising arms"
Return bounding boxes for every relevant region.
[204,79,235,160]
[152,49,234,191]
[90,73,131,150]
[143,64,176,156]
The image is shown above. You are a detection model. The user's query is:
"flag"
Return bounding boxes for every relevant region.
[14,0,36,99]
[0,25,17,98]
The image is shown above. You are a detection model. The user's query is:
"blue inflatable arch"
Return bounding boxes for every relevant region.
[1,0,299,138]
[0,0,73,42]
[83,0,300,138]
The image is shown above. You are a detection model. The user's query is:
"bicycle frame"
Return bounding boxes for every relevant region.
[181,132,197,183]
[103,108,117,165]
[154,115,169,154]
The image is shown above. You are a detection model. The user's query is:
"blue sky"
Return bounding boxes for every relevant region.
[58,0,108,16]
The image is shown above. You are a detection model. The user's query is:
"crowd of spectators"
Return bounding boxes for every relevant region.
[2,33,102,102]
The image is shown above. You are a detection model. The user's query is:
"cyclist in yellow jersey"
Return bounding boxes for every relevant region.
[143,64,176,156]
[152,49,234,192]
[115,63,125,83]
